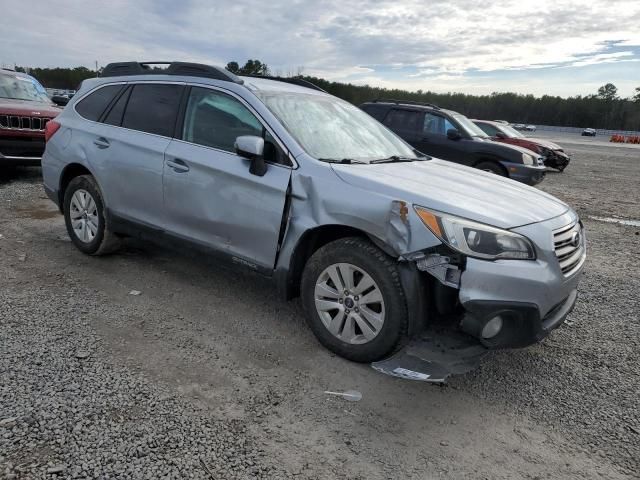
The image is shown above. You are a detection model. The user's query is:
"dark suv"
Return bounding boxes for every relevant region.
[0,68,61,166]
[360,100,546,185]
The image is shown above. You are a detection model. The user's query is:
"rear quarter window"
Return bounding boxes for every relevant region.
[75,85,124,122]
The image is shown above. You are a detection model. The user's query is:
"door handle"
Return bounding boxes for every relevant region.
[166,158,190,173]
[93,137,110,149]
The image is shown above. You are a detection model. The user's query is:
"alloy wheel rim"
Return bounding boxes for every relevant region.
[70,189,99,243]
[314,262,385,345]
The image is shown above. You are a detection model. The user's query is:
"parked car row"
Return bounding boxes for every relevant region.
[473,120,570,172]
[39,61,585,366]
[360,100,550,183]
[512,123,537,132]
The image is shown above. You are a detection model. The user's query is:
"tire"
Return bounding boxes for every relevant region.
[300,237,408,363]
[475,161,507,176]
[63,175,120,255]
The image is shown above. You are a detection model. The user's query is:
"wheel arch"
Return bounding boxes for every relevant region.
[276,224,399,301]
[472,157,508,176]
[58,163,99,211]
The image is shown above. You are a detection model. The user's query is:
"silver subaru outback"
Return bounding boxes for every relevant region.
[42,62,585,363]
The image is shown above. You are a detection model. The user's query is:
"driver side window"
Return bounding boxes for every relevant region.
[182,87,287,165]
[182,87,263,152]
[423,113,455,135]
[477,123,499,136]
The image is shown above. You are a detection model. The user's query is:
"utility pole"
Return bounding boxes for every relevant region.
[95,60,98,77]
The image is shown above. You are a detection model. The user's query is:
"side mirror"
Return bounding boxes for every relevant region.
[235,135,266,176]
[495,132,506,139]
[51,95,69,106]
[446,128,461,140]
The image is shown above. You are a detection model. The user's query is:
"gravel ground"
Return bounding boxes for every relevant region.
[0,137,638,479]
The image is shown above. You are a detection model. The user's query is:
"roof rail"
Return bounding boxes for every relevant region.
[374,98,440,110]
[243,74,326,93]
[100,61,244,84]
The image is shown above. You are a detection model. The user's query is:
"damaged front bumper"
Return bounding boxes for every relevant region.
[407,211,585,350]
[543,151,571,171]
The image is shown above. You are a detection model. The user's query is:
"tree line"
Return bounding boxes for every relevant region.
[13,61,640,130]
[299,78,640,131]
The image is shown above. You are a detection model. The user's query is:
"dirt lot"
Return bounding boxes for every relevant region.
[1,137,639,479]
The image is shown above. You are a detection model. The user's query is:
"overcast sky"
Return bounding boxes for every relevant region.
[1,0,639,97]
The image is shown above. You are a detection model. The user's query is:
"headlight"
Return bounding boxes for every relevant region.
[414,207,536,260]
[521,153,534,165]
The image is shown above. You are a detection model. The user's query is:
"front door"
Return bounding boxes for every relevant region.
[163,86,291,271]
[418,112,467,162]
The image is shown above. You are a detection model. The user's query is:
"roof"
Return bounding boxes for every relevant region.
[365,99,457,116]
[97,61,325,95]
[472,119,501,125]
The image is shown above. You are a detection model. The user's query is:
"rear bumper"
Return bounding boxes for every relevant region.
[44,184,59,207]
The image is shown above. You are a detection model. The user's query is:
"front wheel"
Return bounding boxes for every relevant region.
[300,237,408,362]
[474,161,507,176]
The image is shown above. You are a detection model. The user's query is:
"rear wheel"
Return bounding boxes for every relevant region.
[63,175,120,255]
[300,237,408,362]
[475,161,507,176]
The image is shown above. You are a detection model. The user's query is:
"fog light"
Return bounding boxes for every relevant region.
[482,315,503,339]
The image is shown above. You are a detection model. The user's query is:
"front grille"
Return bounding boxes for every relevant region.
[553,221,585,276]
[0,115,52,131]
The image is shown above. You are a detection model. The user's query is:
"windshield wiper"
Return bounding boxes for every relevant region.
[369,155,424,164]
[319,158,367,164]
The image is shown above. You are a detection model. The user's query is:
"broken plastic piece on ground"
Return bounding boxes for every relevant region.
[324,390,362,402]
[371,328,488,383]
[129,290,142,296]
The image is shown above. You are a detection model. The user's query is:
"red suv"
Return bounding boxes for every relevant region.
[0,68,61,166]
[473,120,570,172]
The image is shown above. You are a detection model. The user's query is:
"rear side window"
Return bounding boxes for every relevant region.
[75,85,124,121]
[383,109,423,133]
[103,86,131,126]
[122,84,183,137]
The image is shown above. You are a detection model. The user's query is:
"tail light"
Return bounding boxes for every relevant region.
[44,120,61,142]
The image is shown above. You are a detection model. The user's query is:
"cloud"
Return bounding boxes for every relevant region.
[1,0,639,96]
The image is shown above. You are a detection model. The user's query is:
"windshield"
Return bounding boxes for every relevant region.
[453,114,488,138]
[256,92,419,162]
[500,124,525,138]
[0,73,50,103]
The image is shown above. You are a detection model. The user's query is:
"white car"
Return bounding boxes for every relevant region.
[524,125,536,132]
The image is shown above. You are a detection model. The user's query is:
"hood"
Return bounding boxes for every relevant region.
[0,98,61,117]
[332,159,569,229]
[475,137,541,160]
[525,137,562,151]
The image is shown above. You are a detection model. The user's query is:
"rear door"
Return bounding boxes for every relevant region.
[163,86,291,271]
[382,108,424,150]
[94,82,184,228]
